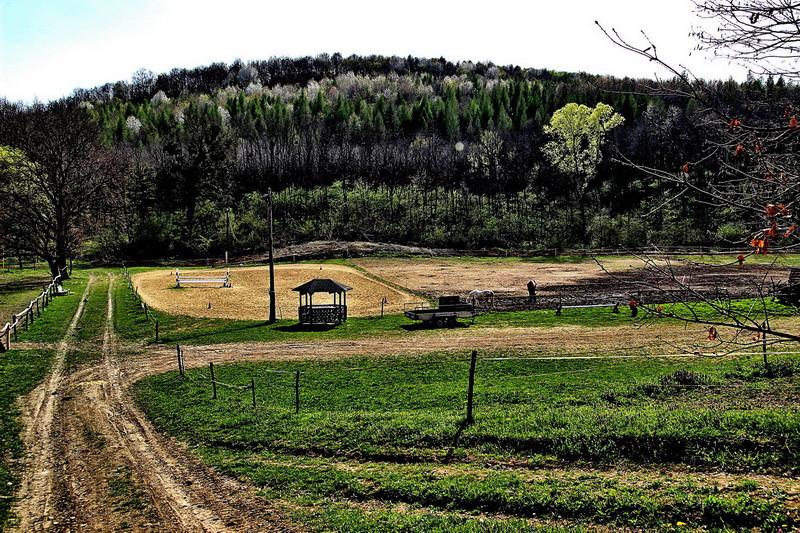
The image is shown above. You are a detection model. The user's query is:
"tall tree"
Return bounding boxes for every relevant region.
[0,102,126,278]
[692,0,800,80]
[158,104,234,250]
[543,102,624,234]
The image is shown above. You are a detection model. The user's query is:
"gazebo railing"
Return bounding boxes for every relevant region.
[298,304,347,325]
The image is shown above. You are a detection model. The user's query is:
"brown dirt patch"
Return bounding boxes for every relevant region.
[132,264,417,320]
[354,257,791,299]
[354,257,634,298]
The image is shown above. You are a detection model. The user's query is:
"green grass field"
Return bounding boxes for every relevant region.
[0,268,53,327]
[1,260,799,531]
[135,350,800,531]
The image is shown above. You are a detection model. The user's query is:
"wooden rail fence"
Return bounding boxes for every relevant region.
[0,271,64,351]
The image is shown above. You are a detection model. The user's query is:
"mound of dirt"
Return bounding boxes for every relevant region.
[271,241,446,261]
[132,264,418,320]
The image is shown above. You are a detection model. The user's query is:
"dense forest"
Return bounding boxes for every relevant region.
[3,53,798,267]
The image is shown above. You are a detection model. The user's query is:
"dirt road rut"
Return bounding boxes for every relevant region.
[9,275,288,532]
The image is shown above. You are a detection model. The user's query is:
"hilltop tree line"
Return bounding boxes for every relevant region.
[2,53,798,269]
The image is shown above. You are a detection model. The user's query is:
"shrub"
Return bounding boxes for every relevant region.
[629,369,710,398]
[658,369,710,387]
[726,361,799,381]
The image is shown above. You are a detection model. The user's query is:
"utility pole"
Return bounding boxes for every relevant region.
[225,208,231,266]
[267,189,276,324]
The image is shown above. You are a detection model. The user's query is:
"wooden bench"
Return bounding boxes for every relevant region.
[175,268,231,288]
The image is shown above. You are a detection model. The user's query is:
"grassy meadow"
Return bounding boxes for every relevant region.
[1,259,800,530]
[136,350,800,531]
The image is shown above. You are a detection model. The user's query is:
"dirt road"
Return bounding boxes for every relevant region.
[9,275,289,532]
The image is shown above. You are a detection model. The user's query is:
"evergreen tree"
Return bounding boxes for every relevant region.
[443,86,460,140]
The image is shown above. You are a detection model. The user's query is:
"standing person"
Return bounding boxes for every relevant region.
[527,279,536,303]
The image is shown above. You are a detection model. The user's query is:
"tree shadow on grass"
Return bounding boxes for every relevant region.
[158,321,272,344]
[274,323,339,333]
[443,418,472,464]
[400,321,472,332]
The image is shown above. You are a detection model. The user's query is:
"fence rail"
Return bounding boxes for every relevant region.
[169,345,800,422]
[0,270,64,351]
[123,264,160,342]
[475,286,758,314]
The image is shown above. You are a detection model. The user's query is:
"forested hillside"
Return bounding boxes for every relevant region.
[4,54,798,264]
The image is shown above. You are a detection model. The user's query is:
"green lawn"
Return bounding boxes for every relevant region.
[0,268,53,327]
[136,350,800,531]
[2,262,797,530]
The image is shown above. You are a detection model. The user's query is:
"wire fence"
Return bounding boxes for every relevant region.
[0,270,65,351]
[169,345,800,420]
[473,286,762,314]
[123,264,160,341]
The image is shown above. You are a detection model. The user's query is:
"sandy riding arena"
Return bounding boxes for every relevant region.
[354,257,631,298]
[353,256,791,300]
[132,264,417,320]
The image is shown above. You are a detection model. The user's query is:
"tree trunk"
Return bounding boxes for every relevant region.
[46,257,69,280]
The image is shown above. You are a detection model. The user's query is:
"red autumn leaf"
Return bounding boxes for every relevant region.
[733,145,745,157]
[708,326,718,340]
[681,163,689,174]
[790,117,798,130]
[785,225,798,238]
[766,204,779,217]
[729,118,740,131]
[750,237,770,254]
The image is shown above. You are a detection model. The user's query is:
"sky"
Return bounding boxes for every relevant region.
[0,0,751,103]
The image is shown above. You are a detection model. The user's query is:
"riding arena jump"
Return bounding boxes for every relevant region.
[175,268,232,288]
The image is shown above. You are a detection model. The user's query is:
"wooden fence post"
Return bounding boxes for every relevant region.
[176,344,184,375]
[294,371,300,414]
[466,350,477,424]
[13,320,17,342]
[210,362,217,399]
[154,320,159,342]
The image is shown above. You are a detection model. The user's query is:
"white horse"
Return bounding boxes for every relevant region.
[469,289,495,307]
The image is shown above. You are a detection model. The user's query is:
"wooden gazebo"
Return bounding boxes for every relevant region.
[292,279,353,325]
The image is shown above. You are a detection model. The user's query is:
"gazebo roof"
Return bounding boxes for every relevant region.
[292,278,353,295]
